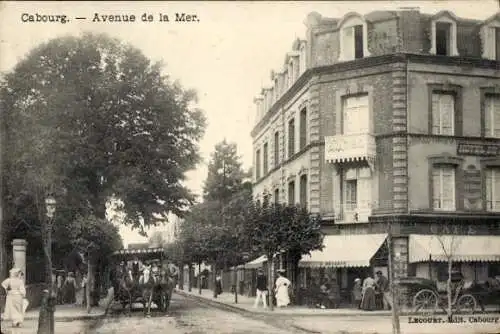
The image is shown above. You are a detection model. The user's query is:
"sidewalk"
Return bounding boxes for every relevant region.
[23,302,106,321]
[176,288,393,317]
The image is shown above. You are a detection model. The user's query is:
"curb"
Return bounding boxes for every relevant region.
[24,310,107,322]
[175,290,255,316]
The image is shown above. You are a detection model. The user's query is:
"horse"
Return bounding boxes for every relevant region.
[141,266,175,317]
[106,263,136,315]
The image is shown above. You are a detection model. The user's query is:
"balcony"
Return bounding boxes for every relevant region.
[325,134,376,166]
[334,203,373,224]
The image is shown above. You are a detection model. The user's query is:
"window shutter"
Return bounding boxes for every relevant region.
[487,27,496,59]
[440,94,454,135]
[486,96,493,136]
[431,94,441,134]
[494,171,500,210]
[432,169,441,209]
[486,169,493,210]
[357,167,372,209]
[493,96,500,138]
[442,167,455,209]
[343,27,355,60]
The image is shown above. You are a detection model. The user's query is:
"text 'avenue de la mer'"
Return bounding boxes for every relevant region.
[91,13,200,23]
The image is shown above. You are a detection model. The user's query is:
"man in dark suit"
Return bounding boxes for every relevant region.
[375,270,390,310]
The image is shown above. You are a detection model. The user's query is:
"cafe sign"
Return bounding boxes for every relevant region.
[457,143,500,156]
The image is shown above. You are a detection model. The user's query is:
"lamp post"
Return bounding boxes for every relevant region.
[37,195,56,334]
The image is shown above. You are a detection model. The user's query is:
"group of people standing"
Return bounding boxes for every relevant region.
[352,270,390,311]
[53,270,87,306]
[253,268,292,308]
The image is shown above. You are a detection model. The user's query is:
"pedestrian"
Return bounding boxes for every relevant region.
[81,274,88,306]
[131,257,142,283]
[360,274,376,311]
[63,272,77,304]
[352,278,363,308]
[253,269,268,308]
[215,273,223,296]
[56,271,64,304]
[1,268,27,327]
[274,269,291,307]
[375,270,390,310]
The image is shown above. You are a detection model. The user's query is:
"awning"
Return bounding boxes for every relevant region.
[245,255,268,269]
[299,234,387,268]
[409,235,500,263]
[112,247,165,256]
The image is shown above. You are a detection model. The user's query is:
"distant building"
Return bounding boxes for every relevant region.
[251,9,500,296]
[127,242,150,250]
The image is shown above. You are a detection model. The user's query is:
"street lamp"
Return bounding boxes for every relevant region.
[37,195,57,334]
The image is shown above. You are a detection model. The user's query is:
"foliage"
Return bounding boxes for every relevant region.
[249,203,324,258]
[67,214,123,256]
[0,32,206,238]
[202,140,246,203]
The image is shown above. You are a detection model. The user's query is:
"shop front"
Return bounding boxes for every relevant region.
[298,233,388,307]
[408,234,500,288]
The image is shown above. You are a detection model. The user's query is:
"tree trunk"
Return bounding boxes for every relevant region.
[447,259,453,322]
[86,258,92,314]
[289,250,301,304]
[198,262,202,295]
[212,260,218,298]
[267,254,274,311]
[387,232,401,334]
[188,264,193,292]
[178,262,184,290]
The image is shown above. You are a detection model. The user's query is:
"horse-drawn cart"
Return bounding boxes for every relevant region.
[105,247,176,316]
[395,274,485,315]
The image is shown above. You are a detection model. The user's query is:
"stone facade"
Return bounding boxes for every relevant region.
[251,9,500,279]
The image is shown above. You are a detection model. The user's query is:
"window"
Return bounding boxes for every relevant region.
[299,107,307,150]
[255,149,261,180]
[263,193,271,207]
[430,15,458,56]
[342,94,369,135]
[435,22,451,56]
[288,180,295,205]
[263,142,269,173]
[288,118,295,158]
[432,165,456,210]
[485,94,500,138]
[340,167,371,212]
[344,179,357,211]
[486,168,500,212]
[481,24,500,60]
[274,131,280,166]
[431,93,455,135]
[274,188,280,205]
[341,24,366,61]
[300,174,308,207]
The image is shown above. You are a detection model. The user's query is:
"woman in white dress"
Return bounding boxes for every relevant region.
[274,269,291,307]
[1,268,27,327]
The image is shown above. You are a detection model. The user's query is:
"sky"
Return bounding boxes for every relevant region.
[1,1,498,246]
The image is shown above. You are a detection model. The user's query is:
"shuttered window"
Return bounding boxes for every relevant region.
[486,168,500,212]
[263,142,268,173]
[255,149,261,180]
[288,118,295,158]
[288,181,295,205]
[432,165,456,210]
[300,174,308,208]
[485,95,500,138]
[431,93,455,135]
[342,94,369,135]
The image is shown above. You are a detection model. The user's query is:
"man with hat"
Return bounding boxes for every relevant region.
[375,270,390,310]
[253,268,268,309]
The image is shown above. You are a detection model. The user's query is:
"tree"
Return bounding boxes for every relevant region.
[1,32,206,238]
[249,203,324,310]
[203,140,245,203]
[68,214,122,312]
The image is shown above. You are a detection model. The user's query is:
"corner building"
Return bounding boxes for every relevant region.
[251,9,500,305]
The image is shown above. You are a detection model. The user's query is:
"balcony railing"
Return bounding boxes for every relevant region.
[325,133,376,165]
[334,203,373,224]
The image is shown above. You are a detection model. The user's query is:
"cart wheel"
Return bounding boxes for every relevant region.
[456,294,477,314]
[413,289,438,315]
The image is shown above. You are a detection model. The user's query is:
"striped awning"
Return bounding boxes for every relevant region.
[300,234,387,268]
[245,255,268,269]
[112,247,165,256]
[409,235,500,263]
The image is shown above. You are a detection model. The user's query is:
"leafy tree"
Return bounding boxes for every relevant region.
[1,32,206,240]
[203,140,245,203]
[249,203,324,310]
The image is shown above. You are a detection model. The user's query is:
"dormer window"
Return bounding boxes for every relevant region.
[338,14,370,61]
[429,12,459,56]
[299,42,307,75]
[480,14,500,61]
